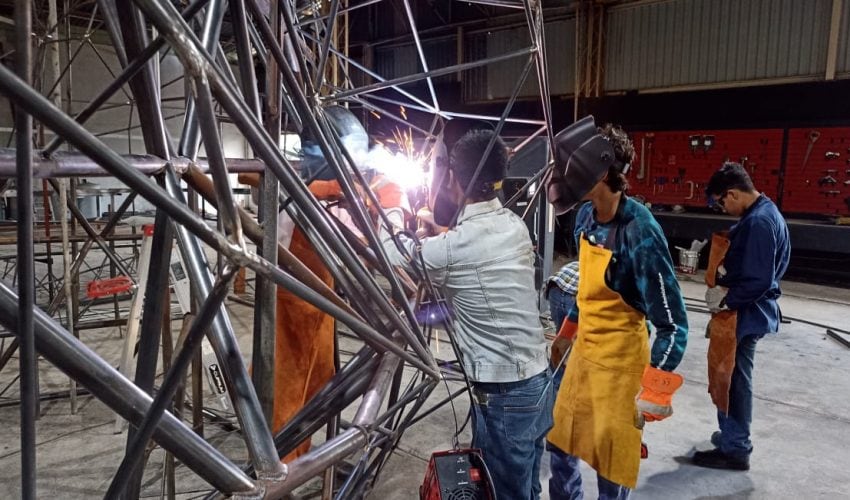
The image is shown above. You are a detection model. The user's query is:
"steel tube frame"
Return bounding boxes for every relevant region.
[105,265,239,498]
[0,281,257,495]
[15,0,37,497]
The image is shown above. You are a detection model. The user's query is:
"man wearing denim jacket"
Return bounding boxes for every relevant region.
[377,129,553,499]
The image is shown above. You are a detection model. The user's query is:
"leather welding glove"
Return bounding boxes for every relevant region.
[370,175,411,217]
[550,318,577,369]
[636,365,684,422]
[308,179,343,201]
[705,286,729,313]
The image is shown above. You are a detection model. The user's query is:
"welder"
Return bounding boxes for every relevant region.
[375,126,553,499]
[545,118,689,499]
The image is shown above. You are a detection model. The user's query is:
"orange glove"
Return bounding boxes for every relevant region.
[370,175,411,217]
[308,179,343,201]
[550,319,577,368]
[237,172,261,187]
[636,365,684,423]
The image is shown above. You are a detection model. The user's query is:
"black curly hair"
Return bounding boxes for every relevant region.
[598,123,635,193]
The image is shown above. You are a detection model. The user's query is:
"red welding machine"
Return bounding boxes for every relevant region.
[420,449,495,500]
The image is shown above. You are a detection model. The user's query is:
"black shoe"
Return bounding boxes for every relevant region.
[710,431,722,448]
[691,448,750,471]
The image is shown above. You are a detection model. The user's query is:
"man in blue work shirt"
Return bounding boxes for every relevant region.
[694,162,791,471]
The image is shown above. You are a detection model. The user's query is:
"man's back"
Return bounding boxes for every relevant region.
[420,198,548,383]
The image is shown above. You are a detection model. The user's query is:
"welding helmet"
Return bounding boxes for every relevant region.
[545,115,616,215]
[300,105,368,181]
[428,120,498,227]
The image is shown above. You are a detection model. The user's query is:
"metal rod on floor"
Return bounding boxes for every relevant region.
[15,0,37,497]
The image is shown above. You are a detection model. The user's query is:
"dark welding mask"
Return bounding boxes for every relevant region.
[300,105,368,181]
[545,115,617,215]
[428,136,459,227]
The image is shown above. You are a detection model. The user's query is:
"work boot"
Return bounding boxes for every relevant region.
[691,449,750,471]
[710,431,722,448]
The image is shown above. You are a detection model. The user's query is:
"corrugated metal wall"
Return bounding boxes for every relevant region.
[375,35,458,84]
[837,0,850,75]
[463,19,575,102]
[605,0,834,91]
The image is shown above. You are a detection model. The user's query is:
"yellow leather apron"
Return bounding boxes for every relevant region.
[548,234,649,489]
[705,231,737,415]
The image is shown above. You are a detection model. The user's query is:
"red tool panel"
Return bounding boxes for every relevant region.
[783,127,850,216]
[626,129,783,209]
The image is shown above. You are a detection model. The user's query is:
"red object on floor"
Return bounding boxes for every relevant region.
[86,276,134,298]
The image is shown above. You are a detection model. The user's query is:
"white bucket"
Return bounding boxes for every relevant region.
[678,249,699,274]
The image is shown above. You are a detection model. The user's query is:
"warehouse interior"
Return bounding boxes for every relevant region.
[0,0,848,498]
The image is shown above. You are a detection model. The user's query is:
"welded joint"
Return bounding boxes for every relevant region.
[257,461,288,484]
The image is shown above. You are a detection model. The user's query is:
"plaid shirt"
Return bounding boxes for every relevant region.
[548,261,580,296]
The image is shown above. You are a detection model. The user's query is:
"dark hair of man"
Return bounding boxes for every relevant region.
[449,129,509,202]
[598,124,635,193]
[705,162,755,197]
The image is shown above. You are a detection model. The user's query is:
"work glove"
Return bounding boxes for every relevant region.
[636,365,684,423]
[550,318,577,369]
[370,175,411,217]
[705,286,729,313]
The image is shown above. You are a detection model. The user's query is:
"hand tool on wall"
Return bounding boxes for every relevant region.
[821,190,841,197]
[825,151,841,160]
[637,136,646,181]
[644,133,655,184]
[703,135,714,153]
[689,135,701,153]
[801,130,820,171]
[685,180,696,200]
[818,175,838,187]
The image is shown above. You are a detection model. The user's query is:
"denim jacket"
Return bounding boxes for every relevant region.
[381,199,549,383]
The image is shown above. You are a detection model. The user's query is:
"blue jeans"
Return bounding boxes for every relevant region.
[549,445,630,500]
[548,287,576,391]
[471,369,555,500]
[717,333,762,458]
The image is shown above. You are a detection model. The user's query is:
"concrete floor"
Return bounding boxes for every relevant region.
[0,275,848,499]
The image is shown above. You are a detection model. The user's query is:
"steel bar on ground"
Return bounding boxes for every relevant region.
[15,0,37,497]
[0,282,258,495]
[105,266,238,499]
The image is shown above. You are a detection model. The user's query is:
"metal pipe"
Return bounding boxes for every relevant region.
[0,281,258,495]
[124,206,173,495]
[14,0,37,496]
[400,0,440,111]
[105,266,238,499]
[164,167,285,480]
[177,0,227,157]
[314,0,342,91]
[42,0,210,156]
[253,0,281,426]
[263,351,402,497]
[328,46,536,101]
[153,0,436,370]
[0,151,266,177]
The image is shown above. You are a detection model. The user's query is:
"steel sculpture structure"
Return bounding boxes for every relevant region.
[0,0,556,497]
